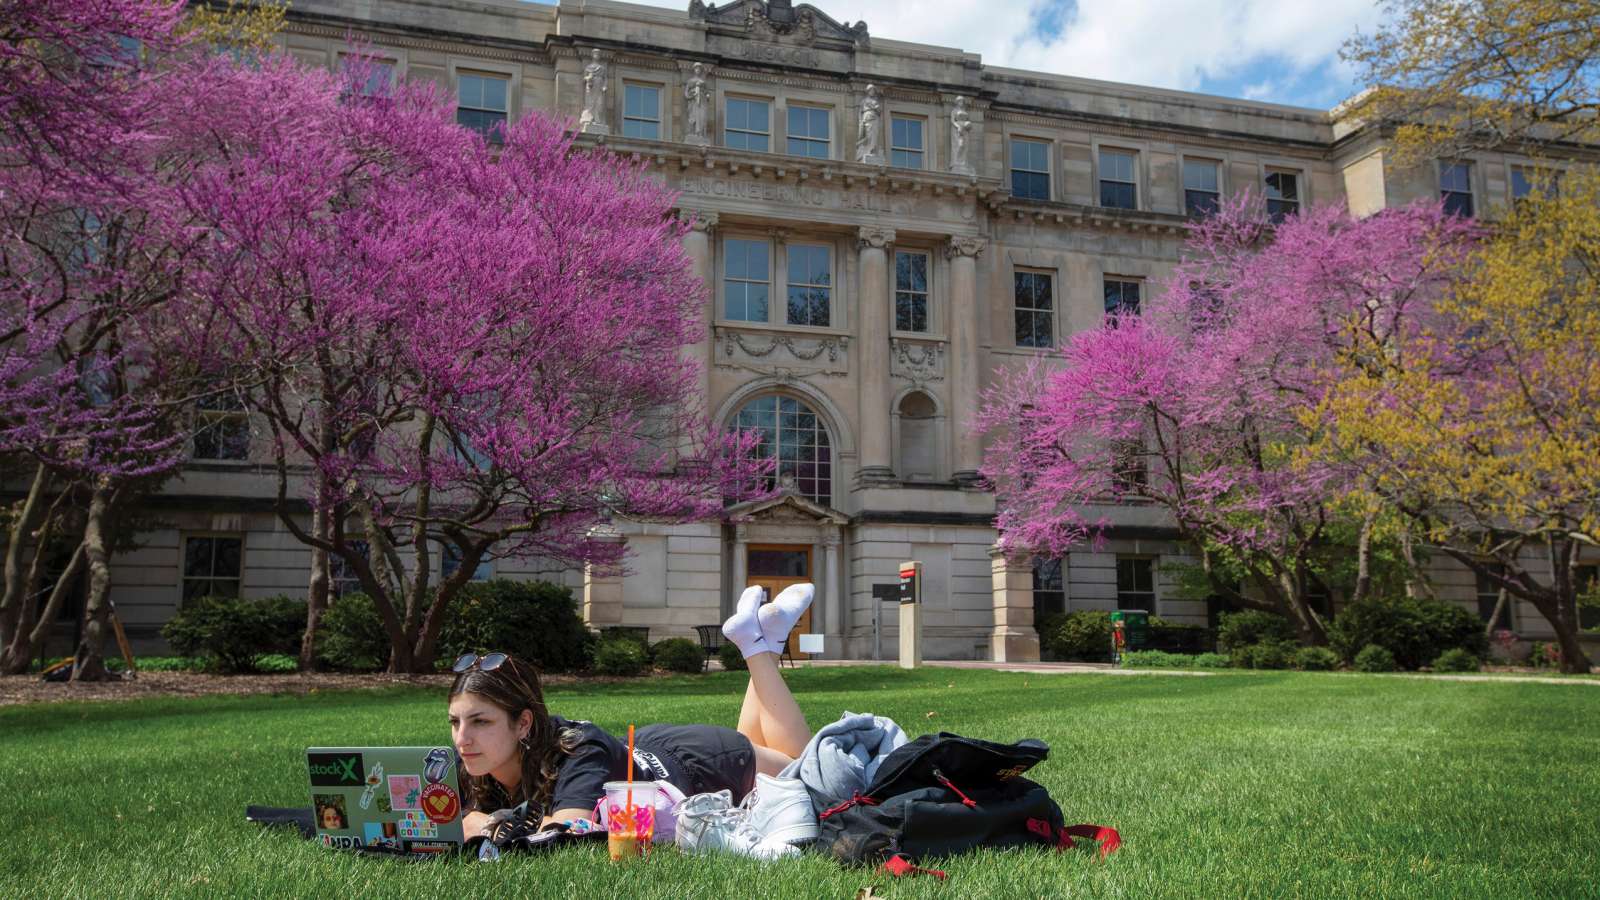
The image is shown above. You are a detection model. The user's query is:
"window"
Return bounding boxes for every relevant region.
[1578,565,1599,631]
[341,56,394,97]
[183,536,242,605]
[1116,557,1155,612]
[442,543,492,582]
[1183,158,1220,217]
[733,395,832,504]
[1099,148,1138,209]
[1010,138,1050,200]
[725,97,770,152]
[194,389,250,461]
[723,239,770,322]
[1111,439,1147,492]
[785,244,832,327]
[1440,162,1473,217]
[622,83,661,139]
[1265,169,1300,222]
[1103,277,1142,322]
[1032,558,1065,621]
[785,105,830,158]
[330,540,370,599]
[1475,566,1514,631]
[890,116,924,169]
[457,72,508,142]
[1013,270,1054,348]
[894,251,930,332]
[1510,165,1560,202]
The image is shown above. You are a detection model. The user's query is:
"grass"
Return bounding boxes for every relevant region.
[4,668,1597,899]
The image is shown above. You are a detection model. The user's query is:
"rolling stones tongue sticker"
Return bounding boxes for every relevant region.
[420,783,460,825]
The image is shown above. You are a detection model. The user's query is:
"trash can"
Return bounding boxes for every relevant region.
[1109,610,1150,661]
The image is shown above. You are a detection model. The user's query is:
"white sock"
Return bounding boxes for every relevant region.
[757,583,814,650]
[723,585,772,659]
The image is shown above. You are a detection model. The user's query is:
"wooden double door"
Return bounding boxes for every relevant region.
[745,544,812,659]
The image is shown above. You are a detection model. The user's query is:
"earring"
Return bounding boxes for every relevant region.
[520,735,531,750]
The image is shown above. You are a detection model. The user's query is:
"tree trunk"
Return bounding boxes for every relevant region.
[0,464,49,649]
[1351,512,1375,606]
[1,543,85,675]
[70,484,116,682]
[300,502,332,671]
[1484,587,1508,639]
[0,507,61,673]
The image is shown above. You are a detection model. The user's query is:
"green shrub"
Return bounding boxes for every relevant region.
[718,642,748,671]
[159,595,304,674]
[1216,610,1296,651]
[599,626,653,662]
[1295,646,1340,671]
[1329,596,1488,670]
[106,656,207,673]
[254,653,299,673]
[1529,641,1563,669]
[317,593,391,672]
[592,638,646,676]
[1192,653,1231,668]
[652,637,705,674]
[1354,643,1397,673]
[1146,617,1215,653]
[438,579,593,673]
[1251,640,1297,670]
[1042,610,1112,662]
[1118,649,1194,668]
[1035,613,1067,660]
[1432,647,1481,673]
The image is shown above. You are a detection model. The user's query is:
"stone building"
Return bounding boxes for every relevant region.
[74,0,1598,660]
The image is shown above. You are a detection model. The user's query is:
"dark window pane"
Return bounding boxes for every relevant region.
[184,538,214,578]
[748,549,809,577]
[1442,191,1474,217]
[1185,190,1219,217]
[1100,181,1136,209]
[212,538,242,578]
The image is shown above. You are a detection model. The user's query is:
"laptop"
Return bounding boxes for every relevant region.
[306,746,468,854]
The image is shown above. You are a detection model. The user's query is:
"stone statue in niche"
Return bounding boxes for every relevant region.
[579,48,609,134]
[855,84,885,165]
[949,95,975,175]
[684,62,710,145]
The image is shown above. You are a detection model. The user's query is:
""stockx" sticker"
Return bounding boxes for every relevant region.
[308,752,365,787]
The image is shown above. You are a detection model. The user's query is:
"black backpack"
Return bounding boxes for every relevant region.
[809,732,1120,879]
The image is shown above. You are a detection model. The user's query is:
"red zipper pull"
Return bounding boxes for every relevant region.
[931,768,978,808]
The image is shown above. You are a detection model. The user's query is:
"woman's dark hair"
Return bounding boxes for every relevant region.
[448,653,580,816]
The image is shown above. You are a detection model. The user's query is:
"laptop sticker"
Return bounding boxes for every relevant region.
[398,810,439,839]
[423,748,452,784]
[308,752,365,788]
[359,761,385,810]
[313,794,350,831]
[388,774,422,810]
[420,783,460,825]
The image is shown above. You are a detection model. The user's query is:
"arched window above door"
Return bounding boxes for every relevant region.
[731,394,833,506]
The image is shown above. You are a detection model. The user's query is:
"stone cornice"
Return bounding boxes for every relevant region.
[281,15,549,66]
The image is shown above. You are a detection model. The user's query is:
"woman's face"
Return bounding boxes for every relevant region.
[320,805,341,829]
[449,693,524,781]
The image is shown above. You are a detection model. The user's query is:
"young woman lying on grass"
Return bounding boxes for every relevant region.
[447,583,816,847]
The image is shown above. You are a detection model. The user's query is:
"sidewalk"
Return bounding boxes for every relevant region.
[783,658,1215,676]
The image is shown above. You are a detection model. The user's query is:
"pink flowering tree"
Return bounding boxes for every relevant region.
[0,0,271,678]
[978,199,1474,644]
[185,65,768,672]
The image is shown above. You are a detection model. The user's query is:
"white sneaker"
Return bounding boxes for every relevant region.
[675,789,798,860]
[743,773,819,847]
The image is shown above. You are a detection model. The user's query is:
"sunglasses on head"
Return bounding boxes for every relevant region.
[452,651,509,674]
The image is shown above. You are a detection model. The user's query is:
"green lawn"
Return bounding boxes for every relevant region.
[5,668,1597,898]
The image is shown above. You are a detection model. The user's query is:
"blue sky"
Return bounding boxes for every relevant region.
[530,0,1389,109]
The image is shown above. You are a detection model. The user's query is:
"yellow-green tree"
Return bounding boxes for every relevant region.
[1343,0,1600,162]
[1317,176,1600,672]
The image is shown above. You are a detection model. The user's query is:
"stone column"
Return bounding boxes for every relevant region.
[729,523,749,618]
[822,532,842,657]
[945,236,986,484]
[582,525,627,628]
[680,210,718,446]
[989,544,1040,662]
[856,226,896,485]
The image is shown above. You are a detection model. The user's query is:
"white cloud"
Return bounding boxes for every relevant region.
[597,0,1387,105]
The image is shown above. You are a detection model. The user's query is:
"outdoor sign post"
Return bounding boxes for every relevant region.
[898,560,922,669]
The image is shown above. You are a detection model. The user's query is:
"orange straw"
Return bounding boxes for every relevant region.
[626,724,635,812]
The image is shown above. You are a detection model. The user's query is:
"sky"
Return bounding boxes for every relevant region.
[532,0,1391,109]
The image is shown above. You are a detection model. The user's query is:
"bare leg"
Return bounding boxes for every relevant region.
[744,651,810,758]
[736,674,766,747]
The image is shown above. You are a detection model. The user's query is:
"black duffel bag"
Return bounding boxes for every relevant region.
[810,732,1119,879]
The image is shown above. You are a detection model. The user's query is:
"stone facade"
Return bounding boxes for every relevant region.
[61,0,1598,660]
